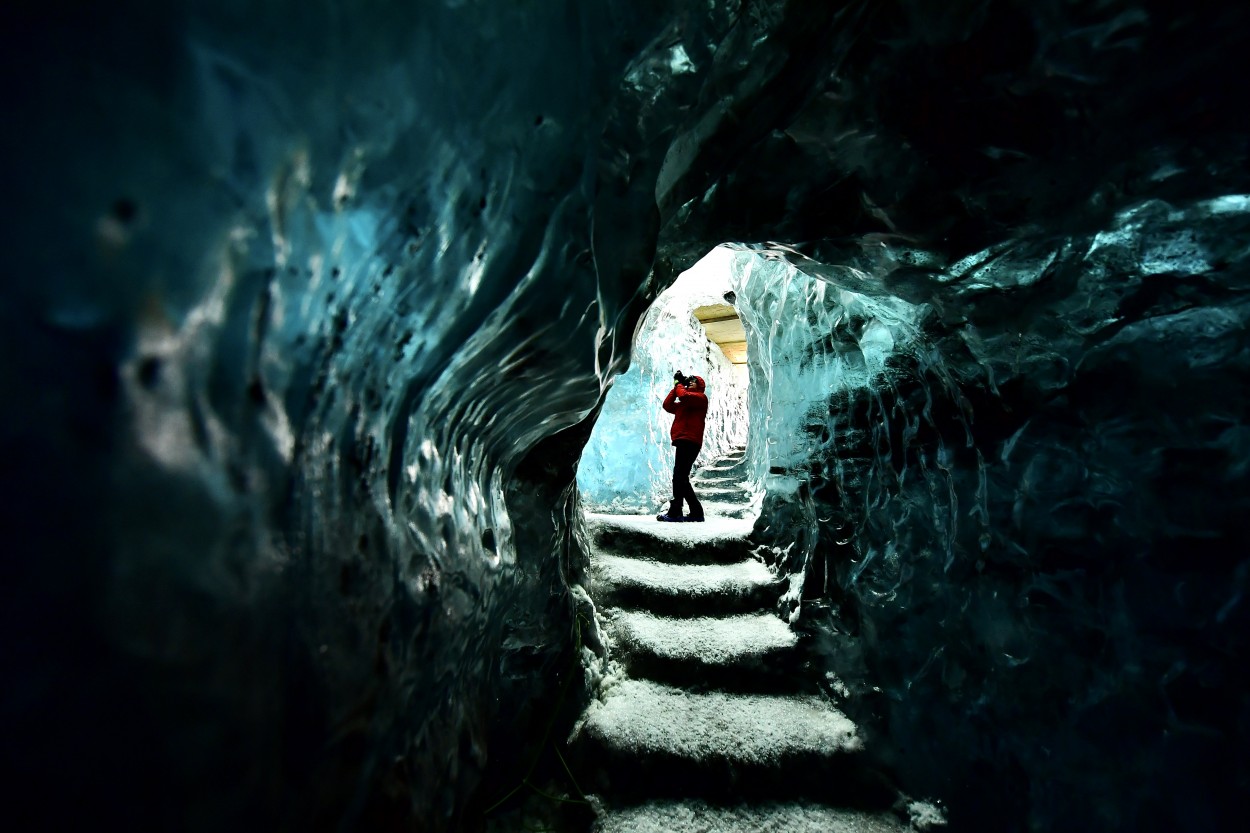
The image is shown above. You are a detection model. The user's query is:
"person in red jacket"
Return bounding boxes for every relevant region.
[657,372,708,522]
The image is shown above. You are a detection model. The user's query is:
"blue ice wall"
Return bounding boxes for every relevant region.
[725,250,922,615]
[0,1,707,829]
[731,251,920,476]
[579,246,747,512]
[738,197,1250,831]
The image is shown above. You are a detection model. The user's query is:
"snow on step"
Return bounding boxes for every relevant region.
[594,799,907,833]
[587,513,754,545]
[610,611,797,664]
[592,554,773,599]
[699,488,751,503]
[580,679,860,764]
[693,470,742,483]
[692,480,748,493]
[698,499,756,519]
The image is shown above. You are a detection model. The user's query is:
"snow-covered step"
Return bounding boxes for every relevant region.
[699,500,754,520]
[609,611,796,666]
[698,471,747,483]
[579,679,860,764]
[692,479,748,493]
[697,487,753,504]
[692,469,743,484]
[574,680,877,802]
[586,513,755,563]
[606,611,802,690]
[593,799,908,833]
[591,554,780,616]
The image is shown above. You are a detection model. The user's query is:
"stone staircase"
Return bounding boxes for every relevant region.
[570,448,913,833]
[689,447,756,519]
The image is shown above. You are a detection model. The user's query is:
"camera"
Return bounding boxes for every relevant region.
[674,371,693,387]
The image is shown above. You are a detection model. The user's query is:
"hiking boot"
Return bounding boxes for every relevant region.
[657,500,683,523]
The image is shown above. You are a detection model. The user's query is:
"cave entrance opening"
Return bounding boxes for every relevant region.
[576,245,754,520]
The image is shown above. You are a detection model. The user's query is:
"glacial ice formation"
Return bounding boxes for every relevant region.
[3,1,1249,831]
[579,246,748,512]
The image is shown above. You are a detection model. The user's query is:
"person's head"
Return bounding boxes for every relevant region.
[686,375,705,393]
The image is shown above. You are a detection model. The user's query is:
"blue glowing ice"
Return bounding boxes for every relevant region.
[579,247,747,512]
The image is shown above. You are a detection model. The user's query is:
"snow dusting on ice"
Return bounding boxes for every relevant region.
[587,513,755,546]
[905,799,947,829]
[610,610,796,664]
[591,553,773,597]
[693,500,758,520]
[594,800,906,833]
[580,679,860,763]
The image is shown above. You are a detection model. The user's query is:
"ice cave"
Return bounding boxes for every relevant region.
[2,1,1248,831]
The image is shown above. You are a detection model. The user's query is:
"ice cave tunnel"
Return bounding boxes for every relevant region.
[3,2,1249,832]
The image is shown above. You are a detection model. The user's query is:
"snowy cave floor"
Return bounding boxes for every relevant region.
[489,452,943,832]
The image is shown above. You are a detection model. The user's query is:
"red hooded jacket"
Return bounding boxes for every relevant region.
[662,376,708,446]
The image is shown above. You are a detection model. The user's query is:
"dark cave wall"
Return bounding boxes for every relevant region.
[768,206,1250,831]
[0,1,724,829]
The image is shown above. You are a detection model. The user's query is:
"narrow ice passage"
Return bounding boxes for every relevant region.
[569,449,941,831]
[566,247,943,830]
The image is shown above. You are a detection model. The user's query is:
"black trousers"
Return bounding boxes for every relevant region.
[671,440,703,517]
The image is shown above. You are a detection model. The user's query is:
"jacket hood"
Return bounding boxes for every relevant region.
[686,375,706,393]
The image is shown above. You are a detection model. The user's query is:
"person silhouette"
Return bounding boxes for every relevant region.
[657,372,708,522]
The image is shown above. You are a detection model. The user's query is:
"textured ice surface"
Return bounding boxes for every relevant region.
[5,2,730,828]
[719,192,1250,829]
[594,800,907,833]
[729,251,922,484]
[579,246,750,511]
[580,679,860,762]
[609,610,796,664]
